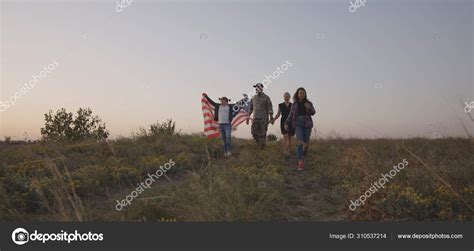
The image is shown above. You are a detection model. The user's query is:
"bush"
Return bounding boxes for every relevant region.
[41,108,109,143]
[149,119,176,136]
[267,134,278,142]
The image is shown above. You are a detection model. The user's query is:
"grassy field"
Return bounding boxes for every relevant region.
[0,133,473,222]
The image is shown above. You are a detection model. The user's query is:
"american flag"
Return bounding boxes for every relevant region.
[201,94,250,139]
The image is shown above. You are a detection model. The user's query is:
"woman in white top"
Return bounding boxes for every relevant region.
[203,93,235,157]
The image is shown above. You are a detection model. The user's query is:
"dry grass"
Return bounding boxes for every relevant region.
[0,132,472,222]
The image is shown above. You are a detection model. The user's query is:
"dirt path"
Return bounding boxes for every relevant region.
[208,143,346,221]
[281,155,345,221]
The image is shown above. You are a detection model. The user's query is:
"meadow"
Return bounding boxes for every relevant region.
[0,130,472,222]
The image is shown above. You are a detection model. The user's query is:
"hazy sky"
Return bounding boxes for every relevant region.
[1,0,473,140]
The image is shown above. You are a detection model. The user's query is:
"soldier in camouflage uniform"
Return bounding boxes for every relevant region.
[246,83,274,149]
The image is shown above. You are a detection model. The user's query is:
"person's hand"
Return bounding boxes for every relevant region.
[304,102,311,109]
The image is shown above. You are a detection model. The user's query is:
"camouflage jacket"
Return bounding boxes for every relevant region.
[249,93,273,120]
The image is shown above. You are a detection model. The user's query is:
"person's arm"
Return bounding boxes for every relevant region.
[267,96,274,123]
[202,93,218,106]
[246,98,253,125]
[305,101,316,116]
[274,106,282,121]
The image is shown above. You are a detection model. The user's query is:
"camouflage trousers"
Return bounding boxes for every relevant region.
[251,118,269,148]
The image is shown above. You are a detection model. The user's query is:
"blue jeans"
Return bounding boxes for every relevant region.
[219,123,232,153]
[295,116,312,160]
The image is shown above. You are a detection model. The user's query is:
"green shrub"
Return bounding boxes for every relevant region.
[149,119,176,136]
[41,108,109,143]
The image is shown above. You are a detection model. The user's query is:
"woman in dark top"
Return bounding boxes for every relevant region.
[273,92,294,157]
[284,87,316,171]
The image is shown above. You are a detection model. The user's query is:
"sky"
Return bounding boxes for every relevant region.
[0,0,473,140]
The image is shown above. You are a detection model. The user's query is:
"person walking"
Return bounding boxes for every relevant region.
[203,93,234,157]
[272,92,295,158]
[246,83,274,149]
[284,87,316,170]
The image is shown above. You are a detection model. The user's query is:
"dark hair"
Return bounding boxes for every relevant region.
[219,97,230,102]
[293,87,308,102]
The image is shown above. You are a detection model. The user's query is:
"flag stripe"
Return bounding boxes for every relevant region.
[201,97,220,138]
[201,95,249,139]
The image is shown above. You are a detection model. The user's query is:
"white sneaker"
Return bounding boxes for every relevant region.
[227,152,232,157]
[224,152,229,157]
